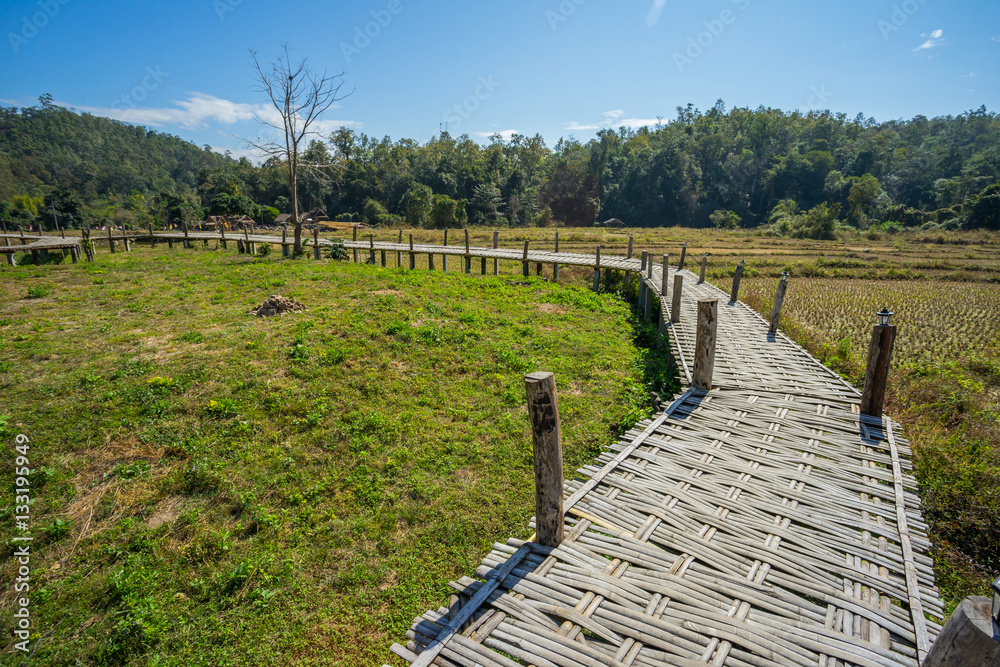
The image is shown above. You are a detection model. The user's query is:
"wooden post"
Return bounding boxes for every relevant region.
[592,247,601,292]
[493,230,499,275]
[397,229,403,267]
[678,243,688,271]
[464,229,471,274]
[644,282,654,322]
[429,252,436,271]
[768,273,789,336]
[167,236,173,249]
[522,240,529,278]
[70,246,78,263]
[107,226,116,253]
[482,257,488,275]
[699,253,708,283]
[237,239,244,254]
[604,268,611,291]
[671,274,683,323]
[353,225,359,263]
[124,231,131,252]
[183,222,190,249]
[443,228,449,272]
[692,299,719,391]
[729,260,745,303]
[646,254,653,280]
[922,596,999,667]
[149,224,155,248]
[553,230,559,282]
[627,234,633,259]
[6,252,15,267]
[369,234,376,264]
[658,309,667,349]
[860,321,897,418]
[640,250,647,273]
[380,250,386,267]
[638,278,646,309]
[313,227,321,260]
[661,254,670,296]
[282,228,289,256]
[409,234,415,270]
[524,372,564,548]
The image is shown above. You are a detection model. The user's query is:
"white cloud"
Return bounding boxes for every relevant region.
[914,29,945,51]
[566,109,663,132]
[646,0,667,27]
[65,92,360,135]
[992,35,1000,42]
[473,129,520,141]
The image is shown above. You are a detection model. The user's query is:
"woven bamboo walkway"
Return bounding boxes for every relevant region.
[375,249,943,667]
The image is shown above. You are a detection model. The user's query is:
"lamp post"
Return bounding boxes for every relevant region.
[860,307,897,418]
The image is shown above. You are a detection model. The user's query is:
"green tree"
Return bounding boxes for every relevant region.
[429,194,468,229]
[847,174,882,225]
[209,192,262,219]
[709,209,740,229]
[468,184,502,226]
[962,183,1000,230]
[401,183,432,226]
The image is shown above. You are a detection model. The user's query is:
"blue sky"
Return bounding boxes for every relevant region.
[2,0,998,160]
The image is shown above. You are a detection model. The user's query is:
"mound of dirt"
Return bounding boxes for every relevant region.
[250,295,306,317]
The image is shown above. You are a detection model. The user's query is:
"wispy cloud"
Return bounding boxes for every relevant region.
[914,29,944,51]
[65,92,360,136]
[473,129,520,141]
[566,109,662,132]
[646,0,667,27]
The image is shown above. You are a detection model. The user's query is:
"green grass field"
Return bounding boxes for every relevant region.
[0,244,663,665]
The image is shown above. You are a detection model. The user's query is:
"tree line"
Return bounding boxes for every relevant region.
[2,98,998,235]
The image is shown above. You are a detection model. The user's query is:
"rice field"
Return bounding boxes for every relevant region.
[740,278,1000,371]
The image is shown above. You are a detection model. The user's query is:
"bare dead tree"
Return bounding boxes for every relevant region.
[246,45,349,253]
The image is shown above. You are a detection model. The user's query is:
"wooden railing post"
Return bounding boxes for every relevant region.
[430,252,436,271]
[442,228,449,272]
[149,224,155,248]
[313,227,321,260]
[409,234,415,270]
[644,279,654,322]
[730,260,745,303]
[107,225,115,253]
[493,230,499,275]
[183,222,190,249]
[627,234,633,259]
[671,274,683,323]
[397,229,403,266]
[464,229,471,274]
[524,371,564,548]
[592,247,601,292]
[369,234,376,264]
[660,254,669,296]
[768,272,790,336]
[553,230,559,282]
[699,253,708,283]
[860,311,897,418]
[281,227,288,257]
[678,242,688,271]
[692,299,719,391]
[640,250,647,273]
[353,225,359,263]
[522,240,529,278]
[921,596,1000,667]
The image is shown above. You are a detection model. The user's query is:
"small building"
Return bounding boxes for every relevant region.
[301,208,328,223]
[203,215,228,230]
[274,213,293,225]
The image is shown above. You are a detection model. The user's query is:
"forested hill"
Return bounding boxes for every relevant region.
[2,100,999,234]
[0,101,232,227]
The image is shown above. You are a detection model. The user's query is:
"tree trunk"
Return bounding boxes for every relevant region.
[289,163,301,253]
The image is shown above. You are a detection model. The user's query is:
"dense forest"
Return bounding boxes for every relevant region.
[2,98,999,236]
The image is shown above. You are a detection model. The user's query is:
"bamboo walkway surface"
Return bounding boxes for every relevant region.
[3,231,944,664]
[363,245,944,667]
